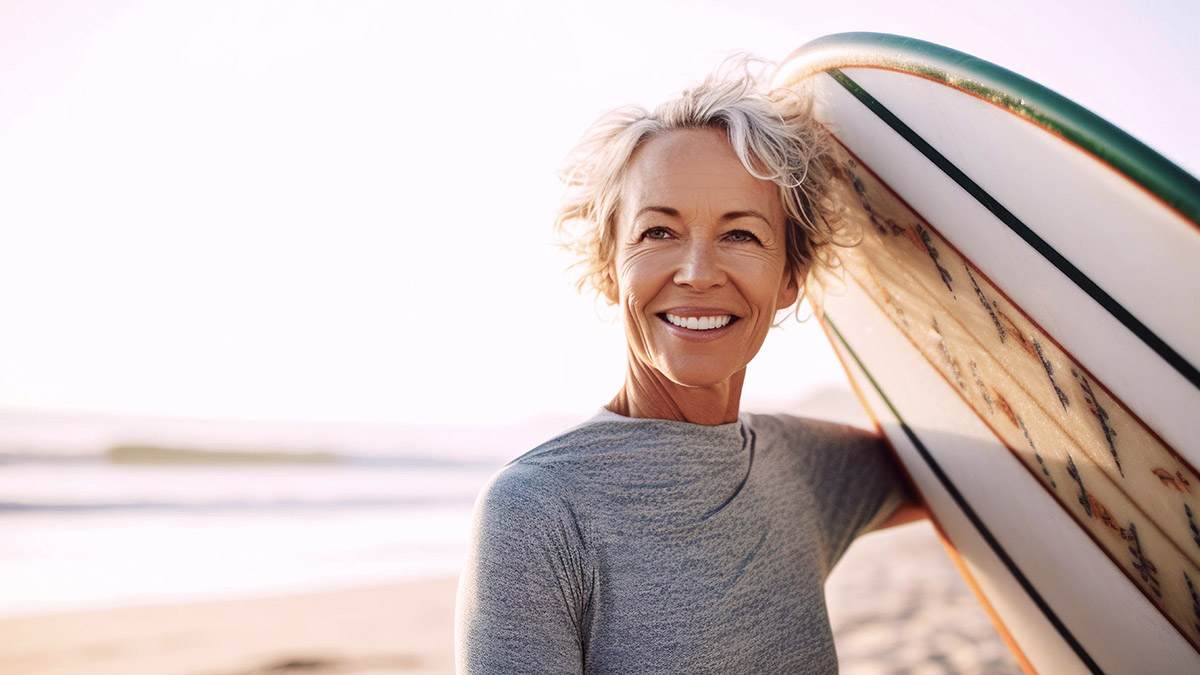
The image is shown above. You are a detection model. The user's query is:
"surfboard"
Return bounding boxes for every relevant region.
[773,33,1200,674]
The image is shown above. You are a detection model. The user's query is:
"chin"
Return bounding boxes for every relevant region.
[658,362,741,389]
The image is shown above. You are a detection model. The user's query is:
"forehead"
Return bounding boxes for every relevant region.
[620,128,782,217]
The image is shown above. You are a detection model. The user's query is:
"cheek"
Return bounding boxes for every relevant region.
[731,253,790,308]
[614,250,660,307]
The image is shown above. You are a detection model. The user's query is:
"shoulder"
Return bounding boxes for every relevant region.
[503,416,687,482]
[472,421,634,524]
[473,459,569,529]
[466,459,592,580]
[514,415,668,462]
[744,412,898,498]
[744,412,885,455]
[474,416,704,530]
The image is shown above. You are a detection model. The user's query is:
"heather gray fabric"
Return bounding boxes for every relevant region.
[455,410,905,674]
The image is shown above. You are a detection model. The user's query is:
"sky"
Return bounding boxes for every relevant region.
[0,0,1195,428]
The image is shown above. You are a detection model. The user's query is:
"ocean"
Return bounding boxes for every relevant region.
[0,394,865,618]
[0,410,577,618]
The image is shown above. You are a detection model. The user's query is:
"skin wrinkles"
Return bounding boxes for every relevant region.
[606,127,800,425]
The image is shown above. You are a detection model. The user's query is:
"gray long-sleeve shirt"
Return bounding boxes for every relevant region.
[455,410,905,674]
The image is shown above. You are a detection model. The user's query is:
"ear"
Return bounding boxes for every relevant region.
[776,267,801,310]
[600,268,619,305]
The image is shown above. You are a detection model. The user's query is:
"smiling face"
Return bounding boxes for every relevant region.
[613,127,799,390]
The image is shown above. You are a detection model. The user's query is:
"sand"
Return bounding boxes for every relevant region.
[827,522,1022,674]
[0,579,458,675]
[1,522,1020,675]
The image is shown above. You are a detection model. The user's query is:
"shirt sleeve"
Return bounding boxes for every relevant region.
[792,418,908,572]
[455,463,592,674]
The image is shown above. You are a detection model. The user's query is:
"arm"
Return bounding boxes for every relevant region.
[455,467,590,674]
[872,492,930,531]
[791,418,916,568]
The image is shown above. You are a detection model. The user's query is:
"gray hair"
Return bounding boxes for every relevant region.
[555,58,843,305]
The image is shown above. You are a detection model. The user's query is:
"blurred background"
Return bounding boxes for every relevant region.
[0,0,1195,673]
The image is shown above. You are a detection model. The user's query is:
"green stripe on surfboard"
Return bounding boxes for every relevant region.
[773,32,1200,227]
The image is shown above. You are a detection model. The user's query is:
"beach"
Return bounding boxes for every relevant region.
[0,577,459,675]
[1,521,1020,675]
[827,523,1022,674]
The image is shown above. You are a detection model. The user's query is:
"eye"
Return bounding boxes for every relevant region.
[640,226,673,241]
[726,229,761,244]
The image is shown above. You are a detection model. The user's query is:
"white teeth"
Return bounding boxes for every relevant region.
[664,313,732,331]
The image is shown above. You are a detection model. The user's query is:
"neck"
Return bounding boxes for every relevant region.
[606,355,745,425]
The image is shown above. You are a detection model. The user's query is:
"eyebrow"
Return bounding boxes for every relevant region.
[721,210,772,224]
[632,206,772,224]
[633,206,680,219]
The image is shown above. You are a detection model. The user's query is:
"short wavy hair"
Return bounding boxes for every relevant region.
[555,59,842,305]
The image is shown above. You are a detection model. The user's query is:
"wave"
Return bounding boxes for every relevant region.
[0,449,501,470]
[0,456,500,516]
[0,494,475,513]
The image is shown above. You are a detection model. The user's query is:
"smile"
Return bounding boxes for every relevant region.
[662,313,735,331]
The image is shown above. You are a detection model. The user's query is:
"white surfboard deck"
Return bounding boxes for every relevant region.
[774,33,1200,674]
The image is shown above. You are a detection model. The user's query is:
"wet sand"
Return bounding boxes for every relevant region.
[1,522,1019,674]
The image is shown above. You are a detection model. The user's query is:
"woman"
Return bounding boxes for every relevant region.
[456,64,916,673]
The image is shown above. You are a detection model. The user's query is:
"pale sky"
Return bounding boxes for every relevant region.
[0,0,1195,427]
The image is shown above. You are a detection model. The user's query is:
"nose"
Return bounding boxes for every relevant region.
[673,240,727,291]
